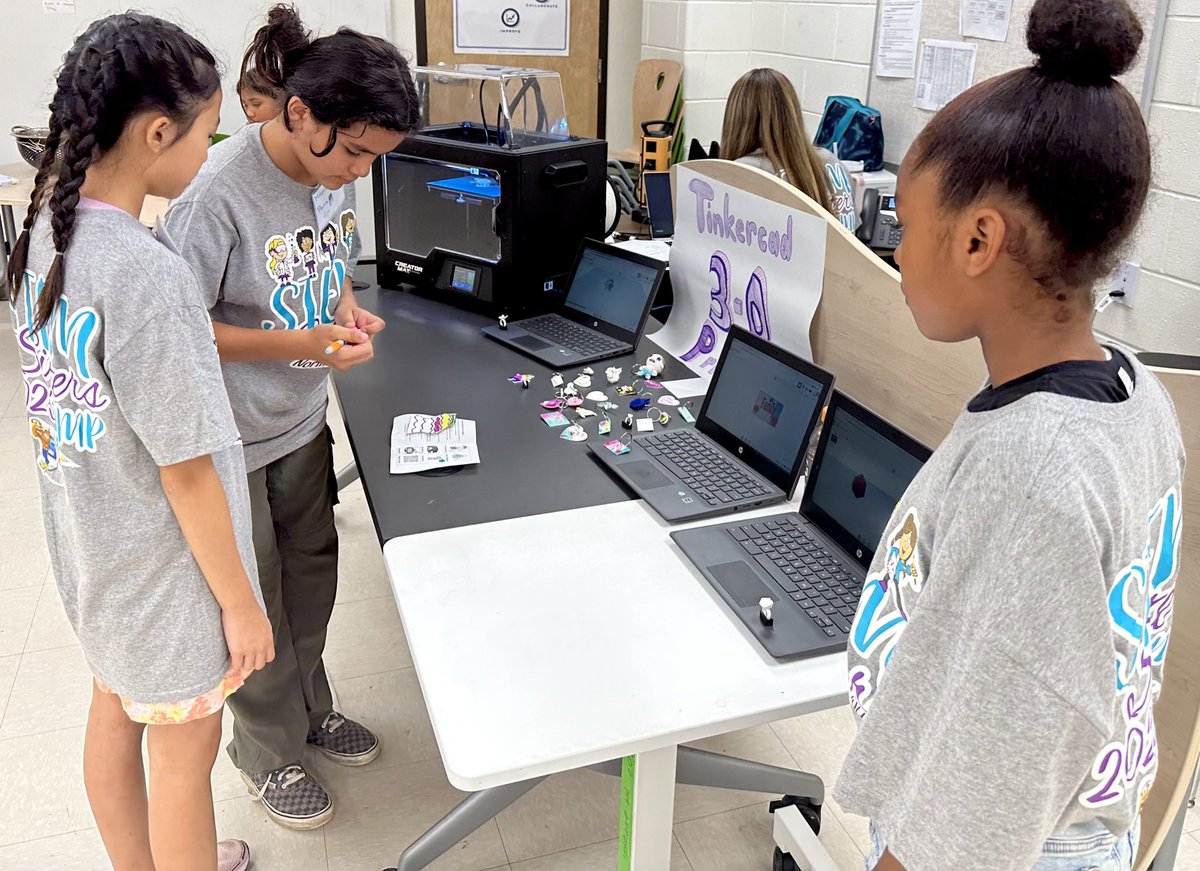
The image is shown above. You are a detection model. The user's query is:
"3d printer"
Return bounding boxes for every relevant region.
[373,65,607,314]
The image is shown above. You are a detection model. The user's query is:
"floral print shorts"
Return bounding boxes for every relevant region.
[95,667,244,725]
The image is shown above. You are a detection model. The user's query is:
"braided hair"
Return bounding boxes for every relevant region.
[245,4,420,158]
[5,13,219,330]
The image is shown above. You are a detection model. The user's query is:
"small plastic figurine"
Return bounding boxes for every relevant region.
[498,314,509,330]
[644,354,665,377]
[606,366,622,384]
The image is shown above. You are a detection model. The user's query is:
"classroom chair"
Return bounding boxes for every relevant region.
[610,58,683,166]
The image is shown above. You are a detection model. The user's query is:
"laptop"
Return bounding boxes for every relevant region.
[642,171,674,239]
[670,391,932,659]
[481,239,666,366]
[588,326,834,522]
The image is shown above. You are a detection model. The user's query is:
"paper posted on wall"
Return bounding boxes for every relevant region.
[960,0,1012,41]
[875,0,923,78]
[914,40,977,111]
[390,413,479,474]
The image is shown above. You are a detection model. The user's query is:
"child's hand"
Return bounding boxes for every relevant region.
[308,324,373,372]
[223,599,275,675]
[346,306,386,336]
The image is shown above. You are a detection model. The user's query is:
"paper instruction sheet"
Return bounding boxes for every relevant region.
[960,0,1012,41]
[391,414,479,474]
[914,39,978,110]
[875,0,923,78]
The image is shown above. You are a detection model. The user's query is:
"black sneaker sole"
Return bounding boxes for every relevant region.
[239,771,335,830]
[312,740,382,767]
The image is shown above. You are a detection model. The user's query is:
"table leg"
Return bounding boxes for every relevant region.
[619,745,678,871]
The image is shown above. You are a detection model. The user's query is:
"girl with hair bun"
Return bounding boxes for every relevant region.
[833,1,1185,868]
[165,3,420,831]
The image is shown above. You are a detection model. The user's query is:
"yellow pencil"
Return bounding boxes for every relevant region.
[324,339,345,354]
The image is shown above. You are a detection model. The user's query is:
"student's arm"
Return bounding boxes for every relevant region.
[212,321,369,370]
[873,851,905,871]
[160,455,274,674]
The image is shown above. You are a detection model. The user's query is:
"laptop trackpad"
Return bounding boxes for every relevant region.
[622,460,673,491]
[512,334,552,350]
[710,561,773,607]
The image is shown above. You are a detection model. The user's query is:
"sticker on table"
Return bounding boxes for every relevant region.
[658,395,680,407]
[636,417,654,433]
[540,411,570,427]
[560,425,587,442]
[603,438,631,455]
[643,380,663,390]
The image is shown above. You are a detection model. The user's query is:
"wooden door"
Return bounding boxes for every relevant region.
[417,0,607,138]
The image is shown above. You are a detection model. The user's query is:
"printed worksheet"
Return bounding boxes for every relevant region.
[390,414,479,474]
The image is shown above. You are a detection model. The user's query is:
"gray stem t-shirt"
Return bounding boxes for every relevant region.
[833,351,1185,870]
[9,205,260,703]
[164,124,361,472]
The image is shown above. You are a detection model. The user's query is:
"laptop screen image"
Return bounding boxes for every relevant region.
[563,246,660,333]
[701,337,827,476]
[804,397,929,565]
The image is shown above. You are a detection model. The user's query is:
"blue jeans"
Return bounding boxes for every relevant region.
[865,818,1139,870]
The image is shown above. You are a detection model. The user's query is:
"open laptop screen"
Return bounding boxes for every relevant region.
[802,393,931,568]
[643,171,674,238]
[700,335,829,480]
[563,246,660,333]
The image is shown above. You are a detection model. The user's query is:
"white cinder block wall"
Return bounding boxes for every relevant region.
[642,0,1199,354]
[1095,0,1200,353]
[641,0,875,150]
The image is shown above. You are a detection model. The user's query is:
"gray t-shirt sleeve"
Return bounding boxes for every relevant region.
[163,200,237,308]
[107,302,240,466]
[835,459,1116,870]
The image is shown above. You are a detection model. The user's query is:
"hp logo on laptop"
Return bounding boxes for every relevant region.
[738,446,744,454]
[593,321,599,327]
[856,548,863,558]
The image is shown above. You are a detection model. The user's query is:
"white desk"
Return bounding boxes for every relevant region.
[383,498,847,870]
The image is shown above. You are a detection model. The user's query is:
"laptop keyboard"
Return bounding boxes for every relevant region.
[727,516,861,639]
[522,315,624,356]
[640,429,771,506]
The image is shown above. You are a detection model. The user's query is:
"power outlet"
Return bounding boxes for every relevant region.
[1112,260,1141,308]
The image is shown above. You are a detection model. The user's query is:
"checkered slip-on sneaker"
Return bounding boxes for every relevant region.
[307,711,382,766]
[240,763,334,830]
[217,838,250,871]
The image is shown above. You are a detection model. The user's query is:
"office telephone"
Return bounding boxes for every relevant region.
[857,188,903,250]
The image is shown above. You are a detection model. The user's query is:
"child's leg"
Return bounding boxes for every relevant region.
[84,682,155,871]
[146,708,223,871]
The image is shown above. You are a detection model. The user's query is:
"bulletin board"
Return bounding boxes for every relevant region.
[866,0,1162,165]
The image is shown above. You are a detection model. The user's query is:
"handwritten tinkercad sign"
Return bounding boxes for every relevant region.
[648,166,827,376]
[454,0,570,56]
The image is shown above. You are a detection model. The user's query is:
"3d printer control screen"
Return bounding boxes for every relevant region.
[382,156,502,263]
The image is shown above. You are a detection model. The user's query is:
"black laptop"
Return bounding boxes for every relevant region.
[588,327,834,522]
[671,391,931,659]
[481,239,666,366]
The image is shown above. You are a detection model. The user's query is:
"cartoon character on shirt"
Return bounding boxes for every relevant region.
[296,227,318,280]
[339,210,356,252]
[264,235,294,288]
[848,510,923,717]
[319,223,339,262]
[30,418,58,473]
[883,513,922,599]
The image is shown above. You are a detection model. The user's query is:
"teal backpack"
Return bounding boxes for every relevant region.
[813,96,884,172]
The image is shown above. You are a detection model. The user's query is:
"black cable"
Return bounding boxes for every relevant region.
[478,81,489,146]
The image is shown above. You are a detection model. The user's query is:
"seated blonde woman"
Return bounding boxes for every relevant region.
[721,68,859,230]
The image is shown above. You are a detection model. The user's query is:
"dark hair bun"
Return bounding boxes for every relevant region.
[1027,0,1143,84]
[246,4,311,91]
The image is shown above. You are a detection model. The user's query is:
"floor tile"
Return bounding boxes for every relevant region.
[214,794,329,871]
[324,597,412,681]
[0,585,40,657]
[0,654,18,724]
[334,484,379,543]
[510,835,692,870]
[674,725,801,823]
[0,726,93,845]
[1175,832,1200,871]
[770,705,859,789]
[322,758,509,871]
[23,575,78,653]
[0,429,38,490]
[496,768,618,862]
[1186,802,1200,834]
[335,534,391,604]
[0,827,109,869]
[314,667,439,773]
[675,800,864,871]
[0,492,49,591]
[0,645,92,738]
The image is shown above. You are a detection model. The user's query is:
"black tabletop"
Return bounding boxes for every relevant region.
[333,273,698,544]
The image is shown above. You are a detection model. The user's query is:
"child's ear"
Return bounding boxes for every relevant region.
[962,207,1007,278]
[285,96,312,129]
[144,115,175,154]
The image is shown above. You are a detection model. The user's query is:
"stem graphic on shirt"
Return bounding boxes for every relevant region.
[12,269,111,478]
[1080,487,1181,810]
[260,227,345,333]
